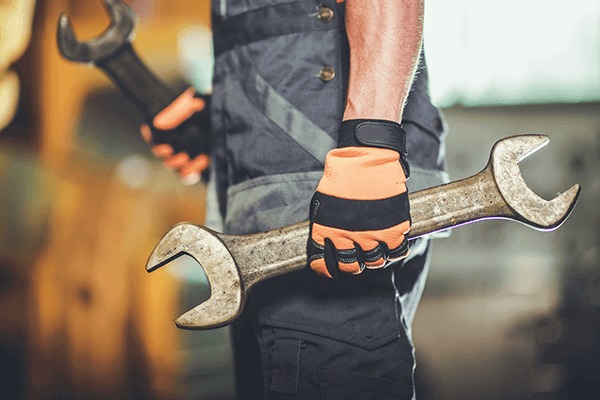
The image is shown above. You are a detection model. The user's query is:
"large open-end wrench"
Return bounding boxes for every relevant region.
[57,0,179,121]
[146,135,581,330]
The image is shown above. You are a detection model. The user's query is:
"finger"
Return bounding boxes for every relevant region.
[338,259,362,274]
[363,244,386,269]
[179,154,210,177]
[153,88,205,130]
[334,246,362,275]
[140,124,153,144]
[152,144,174,158]
[308,239,362,277]
[311,225,364,276]
[323,238,340,278]
[163,152,190,169]
[387,237,410,261]
[181,172,201,186]
[308,237,332,278]
[309,256,332,279]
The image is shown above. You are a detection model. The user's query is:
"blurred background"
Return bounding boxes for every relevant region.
[0,0,598,399]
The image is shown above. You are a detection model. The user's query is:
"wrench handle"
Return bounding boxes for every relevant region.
[227,165,513,290]
[97,43,178,119]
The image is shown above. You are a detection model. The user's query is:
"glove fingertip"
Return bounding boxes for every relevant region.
[181,172,201,186]
[309,257,333,279]
[140,124,152,143]
[152,144,174,158]
[387,237,410,261]
[324,238,339,279]
[338,261,363,275]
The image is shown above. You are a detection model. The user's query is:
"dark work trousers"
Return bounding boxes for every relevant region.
[231,239,431,400]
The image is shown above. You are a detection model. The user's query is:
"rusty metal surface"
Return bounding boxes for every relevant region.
[146,223,243,329]
[490,135,580,229]
[146,135,581,330]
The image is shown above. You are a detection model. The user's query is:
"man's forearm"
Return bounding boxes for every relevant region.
[343,0,424,123]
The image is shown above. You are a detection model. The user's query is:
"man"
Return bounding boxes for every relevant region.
[143,0,448,398]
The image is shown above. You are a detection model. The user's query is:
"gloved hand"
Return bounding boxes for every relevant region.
[307,119,411,278]
[141,87,211,184]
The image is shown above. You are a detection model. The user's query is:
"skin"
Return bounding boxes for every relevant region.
[343,0,424,123]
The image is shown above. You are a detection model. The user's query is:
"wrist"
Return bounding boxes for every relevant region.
[337,119,410,178]
[338,119,406,154]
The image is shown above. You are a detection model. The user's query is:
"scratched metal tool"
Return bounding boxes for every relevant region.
[57,0,179,120]
[146,135,581,330]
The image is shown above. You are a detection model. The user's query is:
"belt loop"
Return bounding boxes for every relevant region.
[270,339,303,394]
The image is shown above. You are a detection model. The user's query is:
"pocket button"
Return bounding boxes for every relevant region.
[317,7,334,22]
[319,66,335,82]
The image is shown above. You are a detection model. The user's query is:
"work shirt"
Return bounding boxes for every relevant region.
[210,0,449,236]
[209,2,449,397]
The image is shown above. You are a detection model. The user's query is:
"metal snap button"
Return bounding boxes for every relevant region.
[317,7,334,22]
[319,66,335,82]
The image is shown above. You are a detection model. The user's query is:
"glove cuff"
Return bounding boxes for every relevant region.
[338,119,409,178]
[338,119,407,154]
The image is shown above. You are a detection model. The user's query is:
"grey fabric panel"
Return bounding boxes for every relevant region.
[225,171,323,234]
[224,168,449,235]
[406,166,450,192]
[247,29,344,138]
[239,57,337,164]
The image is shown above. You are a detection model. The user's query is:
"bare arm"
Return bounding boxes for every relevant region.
[343,0,424,123]
[308,0,423,277]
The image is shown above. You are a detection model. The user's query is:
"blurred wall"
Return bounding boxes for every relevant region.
[414,103,599,400]
[0,1,224,399]
[0,0,36,130]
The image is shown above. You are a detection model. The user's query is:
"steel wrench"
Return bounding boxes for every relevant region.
[146,135,581,330]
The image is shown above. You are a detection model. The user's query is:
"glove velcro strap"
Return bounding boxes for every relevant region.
[338,119,410,177]
[310,191,410,232]
[338,119,407,155]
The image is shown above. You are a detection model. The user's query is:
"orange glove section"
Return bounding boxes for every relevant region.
[308,147,410,278]
[140,87,211,184]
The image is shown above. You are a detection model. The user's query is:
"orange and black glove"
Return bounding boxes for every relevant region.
[140,87,211,184]
[307,119,411,278]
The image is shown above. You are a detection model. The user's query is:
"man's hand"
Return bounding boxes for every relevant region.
[308,120,410,278]
[140,87,211,184]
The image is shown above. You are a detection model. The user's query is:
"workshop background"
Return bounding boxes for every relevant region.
[0,0,598,399]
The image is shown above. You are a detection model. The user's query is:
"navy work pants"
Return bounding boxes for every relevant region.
[231,241,430,400]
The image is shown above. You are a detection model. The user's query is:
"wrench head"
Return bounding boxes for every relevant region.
[146,223,244,330]
[490,134,581,230]
[57,0,137,64]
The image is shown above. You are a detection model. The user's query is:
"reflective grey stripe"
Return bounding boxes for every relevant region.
[252,71,337,163]
[235,54,337,164]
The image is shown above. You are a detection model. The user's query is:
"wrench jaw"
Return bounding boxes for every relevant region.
[146,223,245,330]
[57,0,137,64]
[491,135,582,231]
